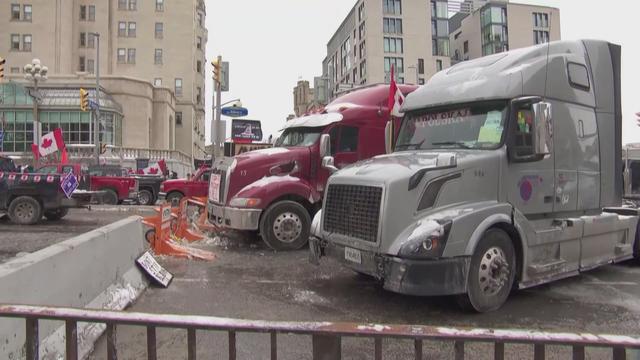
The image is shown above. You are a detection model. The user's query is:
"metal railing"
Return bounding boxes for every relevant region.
[1,304,638,360]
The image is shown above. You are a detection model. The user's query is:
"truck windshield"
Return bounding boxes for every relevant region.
[396,101,508,151]
[275,127,323,147]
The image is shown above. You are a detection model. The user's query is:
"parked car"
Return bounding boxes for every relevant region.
[88,165,163,206]
[159,166,211,204]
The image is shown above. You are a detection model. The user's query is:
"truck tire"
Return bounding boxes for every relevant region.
[166,192,183,207]
[8,196,42,225]
[458,228,516,313]
[260,201,311,251]
[44,208,69,221]
[138,189,154,206]
[102,189,119,205]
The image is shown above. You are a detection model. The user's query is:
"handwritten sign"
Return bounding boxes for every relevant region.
[136,251,173,287]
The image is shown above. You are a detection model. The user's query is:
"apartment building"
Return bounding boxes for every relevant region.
[0,0,208,158]
[321,0,452,100]
[450,1,560,63]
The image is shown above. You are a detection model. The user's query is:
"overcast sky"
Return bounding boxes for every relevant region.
[205,0,640,145]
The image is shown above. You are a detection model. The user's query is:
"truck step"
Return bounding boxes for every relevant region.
[527,259,567,275]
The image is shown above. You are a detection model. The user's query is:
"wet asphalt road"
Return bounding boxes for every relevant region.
[0,207,154,263]
[91,232,640,360]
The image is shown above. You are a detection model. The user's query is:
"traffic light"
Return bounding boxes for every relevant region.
[80,88,89,112]
[212,58,221,84]
[0,57,5,80]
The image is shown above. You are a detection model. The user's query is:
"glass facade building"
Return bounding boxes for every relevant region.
[0,83,123,153]
[481,5,509,56]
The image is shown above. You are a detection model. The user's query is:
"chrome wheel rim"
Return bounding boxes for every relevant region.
[15,202,35,221]
[139,192,151,205]
[273,212,302,243]
[478,246,510,296]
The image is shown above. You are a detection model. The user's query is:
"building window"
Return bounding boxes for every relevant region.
[383,0,401,15]
[87,59,95,74]
[128,22,136,37]
[11,4,21,20]
[22,35,32,52]
[23,4,32,21]
[197,12,204,27]
[435,1,448,18]
[359,22,366,39]
[197,87,202,104]
[88,33,95,48]
[358,2,365,22]
[383,18,402,34]
[436,59,443,71]
[533,30,550,45]
[196,60,202,73]
[154,78,162,87]
[197,36,202,49]
[360,60,367,78]
[418,58,424,74]
[88,5,95,21]
[128,0,137,11]
[464,40,469,54]
[384,57,404,79]
[419,78,425,85]
[80,32,86,47]
[481,6,508,56]
[10,67,20,73]
[175,78,183,97]
[359,40,366,58]
[117,48,126,63]
[80,5,86,20]
[340,37,352,76]
[79,56,86,72]
[154,49,163,64]
[176,111,183,126]
[156,0,164,11]
[127,48,136,63]
[155,22,164,39]
[383,37,403,54]
[533,12,549,28]
[118,0,127,10]
[118,22,126,37]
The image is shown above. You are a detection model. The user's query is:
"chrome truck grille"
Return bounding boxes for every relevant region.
[323,184,383,243]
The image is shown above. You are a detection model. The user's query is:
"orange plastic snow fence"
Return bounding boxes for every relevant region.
[172,198,206,242]
[188,196,220,233]
[142,204,215,261]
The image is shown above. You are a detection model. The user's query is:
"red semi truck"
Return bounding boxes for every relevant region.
[207,84,417,250]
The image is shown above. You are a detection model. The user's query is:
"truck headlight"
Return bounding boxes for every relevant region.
[398,220,452,259]
[229,197,261,208]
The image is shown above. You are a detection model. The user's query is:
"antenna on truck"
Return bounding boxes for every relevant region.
[542,12,553,100]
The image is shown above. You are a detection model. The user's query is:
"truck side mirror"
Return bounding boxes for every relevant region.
[319,134,331,159]
[532,101,553,156]
[384,121,393,154]
[322,156,338,174]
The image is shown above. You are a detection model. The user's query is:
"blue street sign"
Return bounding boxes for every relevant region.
[89,100,99,110]
[61,171,79,199]
[221,106,249,118]
[0,130,4,148]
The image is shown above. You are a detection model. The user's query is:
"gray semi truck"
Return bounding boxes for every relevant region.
[309,40,638,312]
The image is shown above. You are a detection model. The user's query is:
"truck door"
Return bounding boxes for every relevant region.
[329,125,360,169]
[194,170,211,197]
[507,101,555,216]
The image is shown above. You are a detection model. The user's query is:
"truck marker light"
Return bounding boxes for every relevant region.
[47,176,55,183]
[33,176,42,183]
[0,173,4,179]
[20,175,29,182]
[8,174,16,181]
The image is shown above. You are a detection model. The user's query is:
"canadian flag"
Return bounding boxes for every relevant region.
[388,65,405,118]
[140,159,168,175]
[39,129,66,158]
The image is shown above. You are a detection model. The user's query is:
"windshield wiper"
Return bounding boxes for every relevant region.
[432,141,473,149]
[395,140,425,151]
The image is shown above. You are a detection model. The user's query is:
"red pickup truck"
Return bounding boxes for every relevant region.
[159,167,211,204]
[37,163,138,205]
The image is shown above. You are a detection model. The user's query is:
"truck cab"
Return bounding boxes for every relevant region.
[208,84,417,250]
[160,167,211,204]
[310,40,637,312]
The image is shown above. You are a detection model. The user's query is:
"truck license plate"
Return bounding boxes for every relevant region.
[345,247,362,264]
[209,174,221,203]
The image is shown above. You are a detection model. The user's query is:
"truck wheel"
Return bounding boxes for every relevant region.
[166,192,183,207]
[260,201,311,251]
[102,189,119,205]
[8,196,42,225]
[138,190,154,206]
[44,208,69,221]
[458,228,516,313]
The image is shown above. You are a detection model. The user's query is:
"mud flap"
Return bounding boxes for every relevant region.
[309,237,324,265]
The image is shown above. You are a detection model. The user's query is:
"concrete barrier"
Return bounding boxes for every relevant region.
[0,216,148,360]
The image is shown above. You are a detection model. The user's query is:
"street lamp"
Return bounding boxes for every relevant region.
[24,58,48,166]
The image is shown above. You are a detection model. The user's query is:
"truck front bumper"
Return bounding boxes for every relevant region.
[309,237,470,297]
[208,202,261,231]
